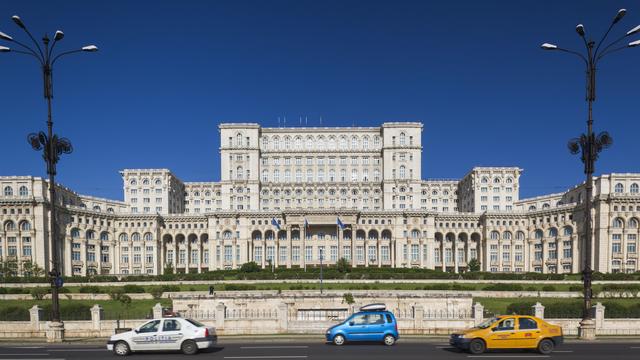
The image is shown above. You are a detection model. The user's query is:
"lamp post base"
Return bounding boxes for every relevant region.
[578,318,596,340]
[46,321,65,343]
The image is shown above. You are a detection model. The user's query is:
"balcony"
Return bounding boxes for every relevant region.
[72,260,83,267]
[87,261,99,268]
[101,262,112,268]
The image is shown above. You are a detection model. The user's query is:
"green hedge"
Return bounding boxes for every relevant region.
[482,284,523,291]
[505,300,640,318]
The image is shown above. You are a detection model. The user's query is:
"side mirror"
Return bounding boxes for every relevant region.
[134,329,139,334]
[491,327,497,332]
[349,321,354,326]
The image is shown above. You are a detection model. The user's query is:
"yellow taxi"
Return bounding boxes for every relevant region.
[449,315,563,354]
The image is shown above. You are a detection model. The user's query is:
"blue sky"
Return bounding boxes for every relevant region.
[1,0,639,200]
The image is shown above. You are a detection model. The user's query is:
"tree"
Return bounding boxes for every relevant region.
[22,261,45,277]
[343,293,355,305]
[336,258,351,273]
[163,263,174,275]
[467,258,481,272]
[240,261,261,273]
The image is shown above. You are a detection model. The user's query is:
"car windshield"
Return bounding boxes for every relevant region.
[185,318,205,327]
[477,317,500,329]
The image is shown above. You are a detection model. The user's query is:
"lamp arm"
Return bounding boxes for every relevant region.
[597,45,631,60]
[48,39,60,60]
[594,21,618,58]
[556,48,589,67]
[51,49,83,65]
[18,25,45,61]
[594,33,628,63]
[10,49,44,63]
[9,38,43,63]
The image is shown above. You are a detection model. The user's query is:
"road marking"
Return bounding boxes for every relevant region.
[553,350,573,353]
[48,349,105,352]
[468,356,550,359]
[224,356,308,359]
[630,347,640,349]
[7,347,43,349]
[240,346,309,349]
[0,354,49,356]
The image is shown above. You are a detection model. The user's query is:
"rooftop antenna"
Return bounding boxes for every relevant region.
[277,117,281,127]
[305,116,308,126]
[299,116,302,126]
[283,116,286,127]
[320,116,323,126]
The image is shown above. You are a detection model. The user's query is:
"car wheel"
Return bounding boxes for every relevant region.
[181,339,199,355]
[468,339,486,355]
[383,334,396,346]
[537,339,554,354]
[333,334,345,346]
[113,341,130,356]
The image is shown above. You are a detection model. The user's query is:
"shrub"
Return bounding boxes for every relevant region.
[569,286,583,292]
[482,284,523,291]
[123,284,145,293]
[118,294,132,307]
[108,287,125,301]
[240,261,261,273]
[542,285,556,292]
[525,286,537,292]
[30,287,48,300]
[79,285,102,294]
[150,288,164,299]
[224,284,257,291]
[161,285,180,292]
[343,293,355,305]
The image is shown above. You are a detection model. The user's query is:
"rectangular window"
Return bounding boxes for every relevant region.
[224,245,233,262]
[23,245,32,257]
[411,244,419,261]
[434,248,441,263]
[382,246,390,261]
[368,246,377,262]
[254,247,263,262]
[445,248,452,262]
[356,246,364,262]
[330,246,338,261]
[342,246,351,261]
[279,246,287,263]
[292,246,300,262]
[305,246,313,262]
[121,253,129,263]
[612,242,622,253]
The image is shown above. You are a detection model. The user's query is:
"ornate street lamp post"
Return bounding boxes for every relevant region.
[1,15,97,342]
[542,9,639,340]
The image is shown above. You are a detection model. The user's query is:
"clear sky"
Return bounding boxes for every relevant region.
[1,0,639,201]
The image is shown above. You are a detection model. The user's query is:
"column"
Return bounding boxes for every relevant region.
[473,303,484,326]
[594,302,605,329]
[453,234,459,273]
[572,235,579,273]
[153,303,163,319]
[287,226,292,268]
[541,239,548,274]
[301,223,307,270]
[441,241,445,272]
[29,305,42,331]
[533,302,545,319]
[90,304,103,331]
[112,241,119,275]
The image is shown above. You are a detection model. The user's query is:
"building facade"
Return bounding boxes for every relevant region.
[1,122,639,276]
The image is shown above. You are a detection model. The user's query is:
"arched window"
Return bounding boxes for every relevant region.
[548,227,558,237]
[294,136,302,149]
[154,179,162,186]
[411,229,420,238]
[563,226,573,236]
[481,177,488,184]
[236,133,243,147]
[284,136,291,149]
[119,233,128,242]
[631,183,639,194]
[490,231,500,240]
[19,186,28,197]
[503,231,512,240]
[542,203,550,209]
[237,166,243,180]
[317,136,325,150]
[272,136,280,150]
[374,136,381,148]
[142,178,150,185]
[399,166,406,179]
[516,231,525,240]
[615,183,624,193]
[493,177,501,184]
[261,136,269,149]
[262,170,268,182]
[143,232,153,241]
[306,136,314,150]
[351,136,358,149]
[363,136,369,149]
[223,230,232,239]
[130,179,137,186]
[100,232,109,241]
[131,233,141,241]
[273,169,280,182]
[86,230,95,240]
[3,186,13,196]
[506,177,513,184]
[534,230,543,239]
[328,136,336,149]
[628,218,638,229]
[339,136,347,149]
[612,217,624,228]
[399,132,406,145]
[19,221,31,231]
[107,208,114,213]
[71,228,80,239]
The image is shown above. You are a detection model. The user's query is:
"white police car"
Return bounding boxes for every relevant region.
[107,317,217,356]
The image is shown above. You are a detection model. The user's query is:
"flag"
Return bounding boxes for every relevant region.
[337,217,346,230]
[304,217,309,230]
[271,218,281,230]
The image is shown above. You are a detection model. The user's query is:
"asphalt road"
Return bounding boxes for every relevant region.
[1,340,639,360]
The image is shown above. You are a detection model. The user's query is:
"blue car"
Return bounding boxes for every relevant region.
[325,304,398,346]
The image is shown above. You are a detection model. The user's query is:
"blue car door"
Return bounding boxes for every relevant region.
[343,313,368,341]
[362,313,386,341]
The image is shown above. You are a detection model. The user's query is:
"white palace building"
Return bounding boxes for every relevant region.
[1,122,639,276]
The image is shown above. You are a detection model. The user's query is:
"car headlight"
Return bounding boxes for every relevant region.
[458,334,465,339]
